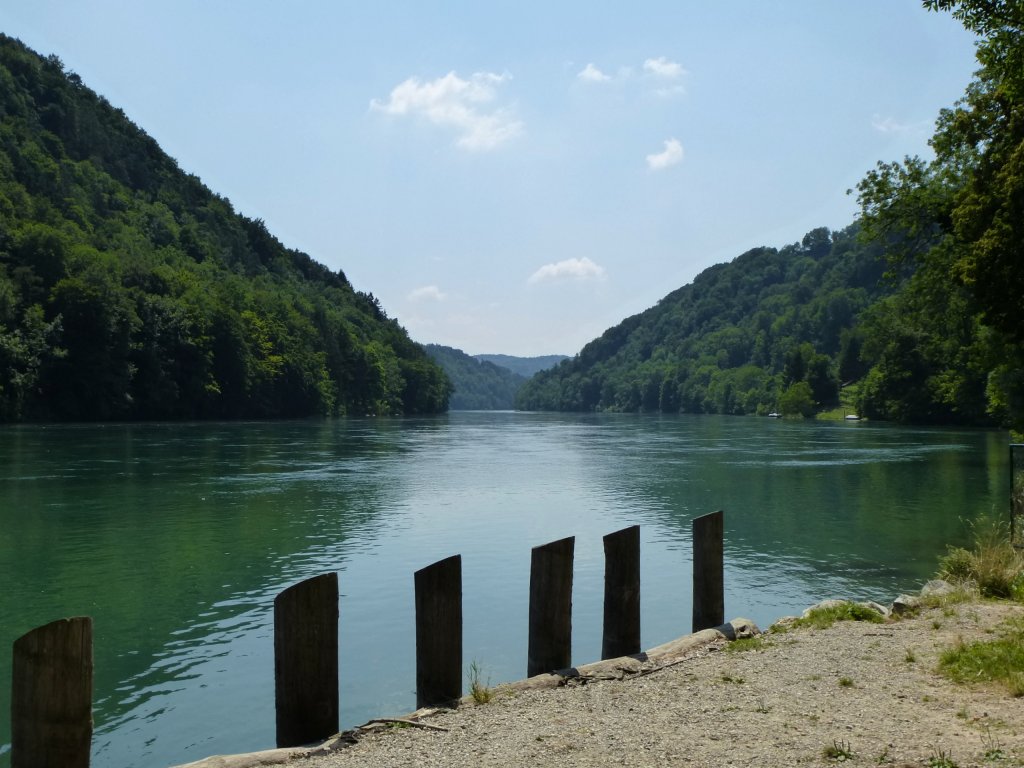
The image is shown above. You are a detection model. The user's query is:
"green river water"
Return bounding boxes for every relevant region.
[0,413,1010,767]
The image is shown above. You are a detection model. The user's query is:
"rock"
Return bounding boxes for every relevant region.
[920,579,956,597]
[859,601,891,618]
[890,594,922,616]
[770,616,800,631]
[801,599,847,618]
[728,618,761,639]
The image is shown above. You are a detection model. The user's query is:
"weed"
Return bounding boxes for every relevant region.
[956,704,969,719]
[468,660,493,704]
[939,616,1024,696]
[939,515,1024,599]
[927,747,959,768]
[727,636,766,653]
[794,601,884,630]
[933,620,943,630]
[720,673,745,684]
[982,727,1006,761]
[905,647,917,663]
[838,676,854,687]
[823,739,854,762]
[875,746,890,764]
[755,697,770,714]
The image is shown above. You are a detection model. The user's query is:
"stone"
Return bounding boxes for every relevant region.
[770,616,800,631]
[859,601,891,618]
[890,594,922,616]
[725,618,760,639]
[920,579,956,597]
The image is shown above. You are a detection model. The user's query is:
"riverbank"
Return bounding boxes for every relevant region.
[179,593,1024,768]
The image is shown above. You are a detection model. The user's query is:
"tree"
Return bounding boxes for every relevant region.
[855,0,1024,429]
[779,382,815,418]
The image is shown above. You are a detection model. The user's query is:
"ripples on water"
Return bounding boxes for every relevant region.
[0,414,1008,767]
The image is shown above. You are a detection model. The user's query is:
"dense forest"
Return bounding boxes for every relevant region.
[519,0,1024,433]
[424,344,525,410]
[516,225,896,417]
[0,34,451,421]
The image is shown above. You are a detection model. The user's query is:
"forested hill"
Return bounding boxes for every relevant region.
[0,35,451,420]
[516,226,894,416]
[518,2,1024,432]
[473,353,567,378]
[424,345,525,410]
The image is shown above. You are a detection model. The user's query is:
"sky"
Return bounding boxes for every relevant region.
[1,2,980,357]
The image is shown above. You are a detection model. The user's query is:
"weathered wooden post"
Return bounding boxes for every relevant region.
[602,525,641,659]
[274,573,338,748]
[415,554,462,708]
[527,536,574,677]
[692,510,724,632]
[11,616,93,768]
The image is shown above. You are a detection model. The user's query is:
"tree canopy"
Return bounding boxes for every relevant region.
[516,226,897,417]
[855,0,1024,430]
[0,35,451,421]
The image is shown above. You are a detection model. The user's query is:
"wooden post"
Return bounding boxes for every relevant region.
[692,510,724,632]
[415,555,462,708]
[11,616,93,768]
[274,573,338,748]
[602,525,641,659]
[527,536,574,677]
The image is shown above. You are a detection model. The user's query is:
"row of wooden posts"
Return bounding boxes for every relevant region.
[9,510,725,768]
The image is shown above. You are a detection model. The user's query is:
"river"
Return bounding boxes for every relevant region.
[0,413,1009,767]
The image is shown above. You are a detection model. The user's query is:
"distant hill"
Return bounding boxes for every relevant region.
[516,226,895,415]
[474,353,568,378]
[424,345,524,409]
[0,35,450,420]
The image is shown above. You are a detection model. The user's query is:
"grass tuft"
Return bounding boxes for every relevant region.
[939,516,1024,599]
[726,636,767,653]
[468,660,494,704]
[939,616,1024,696]
[823,739,854,762]
[793,601,884,630]
[927,748,959,768]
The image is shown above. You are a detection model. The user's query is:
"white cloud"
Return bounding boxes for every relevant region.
[577,63,611,83]
[643,56,686,79]
[370,71,523,151]
[646,138,684,170]
[408,285,447,302]
[528,257,607,284]
[871,114,926,134]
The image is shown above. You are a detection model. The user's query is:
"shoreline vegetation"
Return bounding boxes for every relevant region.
[174,518,1024,768]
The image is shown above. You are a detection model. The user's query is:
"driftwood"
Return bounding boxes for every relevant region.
[363,718,450,732]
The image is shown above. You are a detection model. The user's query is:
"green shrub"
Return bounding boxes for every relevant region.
[939,516,1024,599]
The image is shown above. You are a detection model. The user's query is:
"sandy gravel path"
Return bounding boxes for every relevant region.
[184,600,1024,768]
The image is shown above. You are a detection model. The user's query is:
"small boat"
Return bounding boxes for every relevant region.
[844,414,860,421]
[767,412,781,418]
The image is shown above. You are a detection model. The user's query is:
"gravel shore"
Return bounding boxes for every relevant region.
[182,599,1024,768]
